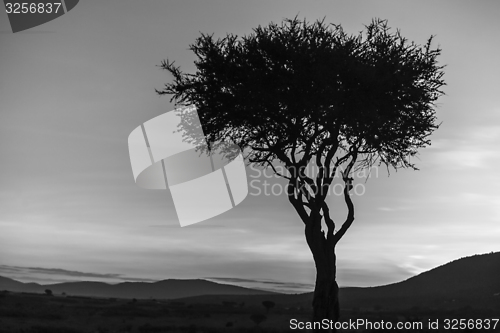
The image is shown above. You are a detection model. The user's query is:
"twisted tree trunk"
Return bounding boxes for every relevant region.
[311,248,339,332]
[287,156,356,332]
[305,212,340,332]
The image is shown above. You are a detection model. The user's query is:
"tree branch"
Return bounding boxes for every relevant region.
[287,180,310,224]
[332,151,357,244]
[321,201,336,247]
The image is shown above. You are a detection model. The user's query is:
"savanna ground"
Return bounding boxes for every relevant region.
[0,291,498,333]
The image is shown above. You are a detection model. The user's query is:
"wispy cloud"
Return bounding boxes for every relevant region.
[426,122,500,171]
[205,277,314,294]
[377,206,413,212]
[21,267,122,279]
[148,224,227,229]
[0,265,157,284]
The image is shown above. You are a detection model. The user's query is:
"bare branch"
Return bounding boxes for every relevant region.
[266,160,291,180]
[321,201,336,247]
[287,180,310,224]
[332,151,358,244]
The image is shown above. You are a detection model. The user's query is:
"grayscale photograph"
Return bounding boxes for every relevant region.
[0,1,499,332]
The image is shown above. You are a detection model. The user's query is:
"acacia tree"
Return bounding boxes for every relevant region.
[157,18,445,330]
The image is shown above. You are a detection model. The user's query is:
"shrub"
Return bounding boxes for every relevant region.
[262,300,275,312]
[250,313,267,326]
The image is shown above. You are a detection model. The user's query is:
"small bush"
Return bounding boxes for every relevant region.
[262,300,275,312]
[250,313,267,326]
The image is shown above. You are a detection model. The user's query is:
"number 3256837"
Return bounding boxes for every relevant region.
[5,2,62,14]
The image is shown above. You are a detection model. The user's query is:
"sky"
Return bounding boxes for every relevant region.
[1,0,499,294]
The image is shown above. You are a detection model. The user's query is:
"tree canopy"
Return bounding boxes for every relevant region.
[158,18,445,185]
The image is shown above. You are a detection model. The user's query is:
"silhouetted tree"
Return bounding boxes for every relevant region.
[262,300,275,312]
[44,289,53,296]
[158,17,445,331]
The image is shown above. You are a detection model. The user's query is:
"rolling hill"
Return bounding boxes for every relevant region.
[174,252,500,311]
[0,277,277,299]
[338,251,500,310]
[1,252,499,311]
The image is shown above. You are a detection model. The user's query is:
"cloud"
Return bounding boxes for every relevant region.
[377,206,413,212]
[0,265,24,273]
[426,122,500,170]
[336,261,416,287]
[23,267,121,279]
[204,277,314,294]
[119,276,158,282]
[0,265,157,283]
[206,276,314,288]
[148,224,226,229]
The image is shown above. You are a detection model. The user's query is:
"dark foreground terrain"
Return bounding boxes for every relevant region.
[0,291,498,333]
[1,253,499,332]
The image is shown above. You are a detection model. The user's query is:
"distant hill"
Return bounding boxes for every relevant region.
[2,252,499,311]
[174,252,500,311]
[0,277,277,299]
[0,276,44,293]
[338,251,500,310]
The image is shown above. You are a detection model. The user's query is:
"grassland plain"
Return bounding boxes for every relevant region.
[0,291,498,333]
